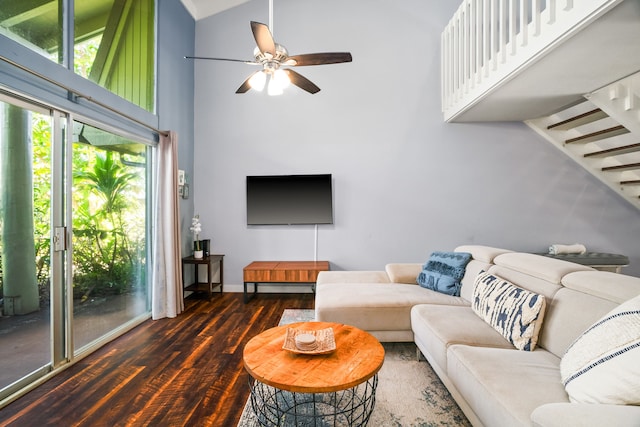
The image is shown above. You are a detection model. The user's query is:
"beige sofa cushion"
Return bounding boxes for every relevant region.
[531,402,640,427]
[447,345,569,427]
[561,271,640,304]
[460,259,493,302]
[385,263,421,284]
[493,252,593,284]
[454,245,512,263]
[315,282,468,337]
[411,304,512,370]
[540,288,620,358]
[315,270,390,285]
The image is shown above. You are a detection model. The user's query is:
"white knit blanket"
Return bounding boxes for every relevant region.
[549,244,587,255]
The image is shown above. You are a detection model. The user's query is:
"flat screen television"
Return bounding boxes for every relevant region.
[246,174,333,225]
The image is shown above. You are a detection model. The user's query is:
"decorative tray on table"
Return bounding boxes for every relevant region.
[282,327,336,355]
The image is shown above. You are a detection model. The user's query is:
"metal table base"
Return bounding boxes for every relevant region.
[248,375,378,426]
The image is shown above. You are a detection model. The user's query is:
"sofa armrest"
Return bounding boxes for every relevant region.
[531,403,640,427]
[385,263,422,284]
[316,271,390,285]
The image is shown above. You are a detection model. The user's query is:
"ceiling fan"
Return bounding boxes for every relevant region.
[185,1,352,95]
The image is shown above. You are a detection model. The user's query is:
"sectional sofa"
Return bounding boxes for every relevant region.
[314,245,640,426]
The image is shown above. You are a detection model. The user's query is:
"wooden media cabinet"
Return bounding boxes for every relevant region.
[243,261,330,303]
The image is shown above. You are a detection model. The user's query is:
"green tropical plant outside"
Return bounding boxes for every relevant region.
[72,148,146,301]
[32,114,53,306]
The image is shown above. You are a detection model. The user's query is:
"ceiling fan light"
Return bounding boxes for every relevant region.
[248,71,266,91]
[267,77,284,96]
[273,69,290,89]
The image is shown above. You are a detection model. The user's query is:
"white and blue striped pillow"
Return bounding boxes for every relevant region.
[472,271,546,351]
[560,294,640,404]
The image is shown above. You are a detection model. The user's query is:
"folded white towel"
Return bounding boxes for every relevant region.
[549,244,587,255]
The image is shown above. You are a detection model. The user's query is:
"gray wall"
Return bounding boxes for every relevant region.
[158,0,196,256]
[192,0,640,286]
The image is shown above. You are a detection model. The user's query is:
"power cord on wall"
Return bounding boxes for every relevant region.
[314,224,318,262]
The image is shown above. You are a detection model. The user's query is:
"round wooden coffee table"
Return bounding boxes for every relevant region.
[243,321,385,426]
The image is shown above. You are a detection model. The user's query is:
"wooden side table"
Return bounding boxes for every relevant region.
[243,261,329,303]
[182,254,224,299]
[243,321,384,425]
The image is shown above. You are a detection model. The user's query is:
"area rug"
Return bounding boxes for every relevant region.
[278,308,315,325]
[237,309,471,426]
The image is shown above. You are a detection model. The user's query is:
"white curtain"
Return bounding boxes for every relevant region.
[151,130,183,319]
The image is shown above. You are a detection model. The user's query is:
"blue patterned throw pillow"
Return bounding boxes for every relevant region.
[417,251,472,296]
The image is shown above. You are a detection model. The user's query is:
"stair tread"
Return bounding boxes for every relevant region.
[548,108,608,131]
[584,143,640,158]
[566,125,629,144]
[602,162,640,172]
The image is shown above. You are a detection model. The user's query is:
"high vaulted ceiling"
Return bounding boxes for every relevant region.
[180,0,251,20]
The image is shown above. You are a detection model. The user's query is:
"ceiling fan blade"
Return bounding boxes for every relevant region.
[236,72,259,94]
[284,69,321,94]
[287,52,353,66]
[251,21,276,57]
[185,56,258,65]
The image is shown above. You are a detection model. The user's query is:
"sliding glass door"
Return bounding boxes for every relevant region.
[71,121,149,352]
[0,98,54,393]
[0,94,151,402]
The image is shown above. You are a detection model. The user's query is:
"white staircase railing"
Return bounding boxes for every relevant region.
[586,72,640,137]
[441,0,623,122]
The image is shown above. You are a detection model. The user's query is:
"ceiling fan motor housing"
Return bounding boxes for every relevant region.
[253,44,289,67]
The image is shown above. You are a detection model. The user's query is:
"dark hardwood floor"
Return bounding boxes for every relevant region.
[0,292,315,426]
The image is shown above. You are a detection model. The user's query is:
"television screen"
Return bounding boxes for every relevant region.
[246,174,333,225]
